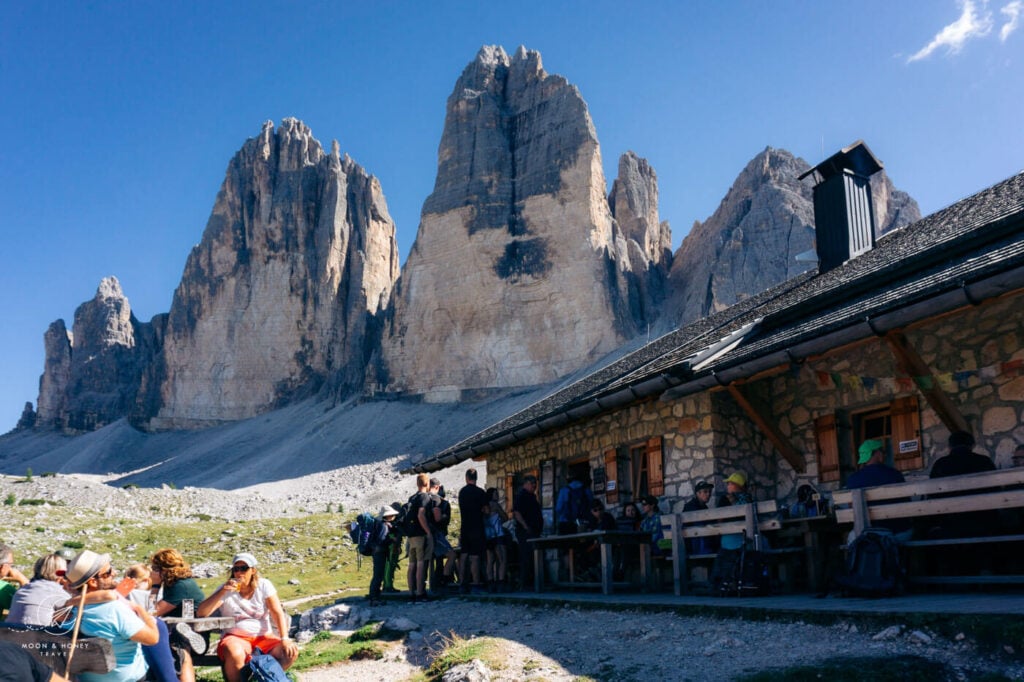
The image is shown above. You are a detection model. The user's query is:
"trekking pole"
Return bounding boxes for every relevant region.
[64,583,89,676]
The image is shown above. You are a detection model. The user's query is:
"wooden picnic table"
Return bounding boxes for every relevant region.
[163,615,234,633]
[776,514,837,592]
[528,530,652,595]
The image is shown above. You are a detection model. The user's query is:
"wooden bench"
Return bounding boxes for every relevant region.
[832,467,1024,585]
[0,623,115,676]
[661,500,789,595]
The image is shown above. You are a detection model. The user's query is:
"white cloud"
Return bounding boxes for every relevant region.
[1001,0,1023,40]
[908,0,994,62]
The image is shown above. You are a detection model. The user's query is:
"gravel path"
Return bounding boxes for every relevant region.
[292,595,1024,681]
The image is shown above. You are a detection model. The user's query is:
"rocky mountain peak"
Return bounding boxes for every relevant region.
[382,45,653,400]
[661,146,920,330]
[148,119,399,429]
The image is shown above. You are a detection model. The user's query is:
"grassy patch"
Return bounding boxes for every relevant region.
[735,655,1015,682]
[5,508,372,602]
[289,630,386,671]
[423,634,507,681]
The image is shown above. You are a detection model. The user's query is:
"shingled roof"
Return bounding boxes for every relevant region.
[410,171,1024,472]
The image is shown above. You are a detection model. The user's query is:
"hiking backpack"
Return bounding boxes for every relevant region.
[350,512,384,557]
[398,494,430,536]
[242,647,290,682]
[567,485,590,525]
[835,527,903,597]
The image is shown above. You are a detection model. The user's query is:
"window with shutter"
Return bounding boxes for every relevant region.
[815,413,841,483]
[890,395,922,471]
[630,444,648,497]
[604,448,618,504]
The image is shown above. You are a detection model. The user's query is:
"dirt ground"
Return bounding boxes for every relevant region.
[294,594,1023,681]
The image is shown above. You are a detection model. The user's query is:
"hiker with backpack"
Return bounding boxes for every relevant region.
[404,473,440,603]
[366,506,398,606]
[428,479,457,593]
[555,476,593,535]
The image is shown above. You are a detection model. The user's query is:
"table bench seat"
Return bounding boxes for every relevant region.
[831,467,1024,585]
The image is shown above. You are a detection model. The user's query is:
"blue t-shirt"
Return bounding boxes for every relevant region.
[71,600,147,682]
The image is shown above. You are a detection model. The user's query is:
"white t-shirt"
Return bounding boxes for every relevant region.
[220,578,278,636]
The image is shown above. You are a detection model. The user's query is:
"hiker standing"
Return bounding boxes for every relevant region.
[382,502,403,594]
[512,475,543,590]
[428,478,456,593]
[405,473,438,603]
[369,507,398,606]
[457,468,489,594]
[554,476,593,535]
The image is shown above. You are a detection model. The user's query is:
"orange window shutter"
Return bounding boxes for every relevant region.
[505,473,514,513]
[815,414,840,483]
[604,448,619,504]
[891,395,922,471]
[646,437,664,496]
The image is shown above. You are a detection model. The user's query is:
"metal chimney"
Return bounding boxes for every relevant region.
[798,140,884,272]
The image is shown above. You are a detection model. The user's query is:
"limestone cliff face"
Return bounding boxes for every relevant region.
[35,320,72,428]
[381,46,665,399]
[150,119,399,429]
[661,147,919,330]
[36,277,154,432]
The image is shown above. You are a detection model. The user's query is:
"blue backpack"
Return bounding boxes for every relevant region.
[242,647,289,682]
[350,512,384,557]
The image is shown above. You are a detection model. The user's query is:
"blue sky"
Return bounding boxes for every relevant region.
[2,1,1022,433]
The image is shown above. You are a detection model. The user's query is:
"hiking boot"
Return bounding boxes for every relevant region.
[174,622,206,655]
[382,587,399,593]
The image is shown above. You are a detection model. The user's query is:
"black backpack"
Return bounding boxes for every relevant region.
[835,528,903,597]
[712,547,770,597]
[399,494,429,536]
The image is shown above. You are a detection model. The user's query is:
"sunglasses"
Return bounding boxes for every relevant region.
[98,567,116,579]
[231,565,251,573]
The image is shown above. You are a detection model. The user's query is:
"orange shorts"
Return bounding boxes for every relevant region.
[216,632,282,661]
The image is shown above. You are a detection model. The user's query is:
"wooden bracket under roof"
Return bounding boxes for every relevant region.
[725,383,806,473]
[884,330,969,434]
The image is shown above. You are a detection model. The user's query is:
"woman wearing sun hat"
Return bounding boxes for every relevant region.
[197,553,297,681]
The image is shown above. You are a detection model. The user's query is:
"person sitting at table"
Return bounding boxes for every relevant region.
[845,439,912,544]
[62,549,161,682]
[930,431,996,479]
[683,480,719,555]
[5,553,69,626]
[197,552,298,682]
[639,495,666,555]
[149,549,208,682]
[0,543,30,616]
[576,500,617,581]
[716,472,752,551]
[616,501,640,532]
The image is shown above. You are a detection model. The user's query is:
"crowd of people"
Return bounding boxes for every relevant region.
[0,544,296,682]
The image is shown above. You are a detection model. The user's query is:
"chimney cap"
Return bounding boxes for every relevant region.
[798,140,883,183]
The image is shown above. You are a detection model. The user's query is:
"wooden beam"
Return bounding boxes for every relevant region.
[884,330,969,434]
[725,383,806,473]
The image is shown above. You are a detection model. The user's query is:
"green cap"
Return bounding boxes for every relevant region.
[858,439,884,464]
